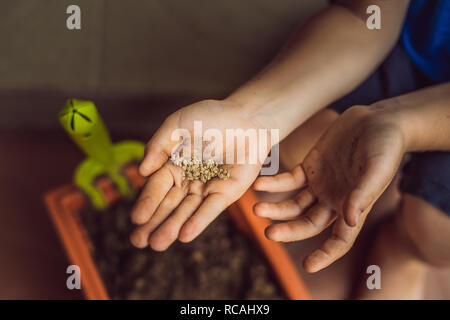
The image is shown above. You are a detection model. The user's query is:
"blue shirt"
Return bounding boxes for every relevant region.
[402,0,450,83]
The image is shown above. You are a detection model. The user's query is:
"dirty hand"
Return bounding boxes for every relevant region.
[130,99,268,250]
[253,105,406,272]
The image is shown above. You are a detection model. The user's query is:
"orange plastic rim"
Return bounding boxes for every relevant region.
[44,166,310,300]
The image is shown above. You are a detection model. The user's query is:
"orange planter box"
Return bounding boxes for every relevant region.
[44,165,310,300]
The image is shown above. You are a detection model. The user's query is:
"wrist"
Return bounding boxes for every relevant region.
[223,94,282,133]
[225,87,272,118]
[369,99,416,153]
[225,89,318,141]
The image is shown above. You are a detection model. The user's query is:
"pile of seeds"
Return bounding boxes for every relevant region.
[170,154,230,183]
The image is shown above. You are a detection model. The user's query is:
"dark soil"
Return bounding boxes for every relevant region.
[80,201,285,300]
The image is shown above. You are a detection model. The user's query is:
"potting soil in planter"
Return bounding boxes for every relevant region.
[80,201,285,299]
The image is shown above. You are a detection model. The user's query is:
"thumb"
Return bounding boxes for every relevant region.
[343,159,396,227]
[139,114,181,177]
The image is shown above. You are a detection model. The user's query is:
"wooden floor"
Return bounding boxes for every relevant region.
[0,129,448,299]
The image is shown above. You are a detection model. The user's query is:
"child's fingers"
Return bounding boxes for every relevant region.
[178,193,230,243]
[254,200,303,221]
[139,142,168,178]
[253,164,306,192]
[131,165,174,225]
[254,188,316,220]
[303,213,366,273]
[264,203,336,242]
[148,182,204,251]
[343,157,395,226]
[130,185,187,248]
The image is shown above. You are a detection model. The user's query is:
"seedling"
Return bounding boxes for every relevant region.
[59,99,145,209]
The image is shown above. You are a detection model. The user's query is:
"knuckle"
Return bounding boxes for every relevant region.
[303,215,318,229]
[329,233,353,252]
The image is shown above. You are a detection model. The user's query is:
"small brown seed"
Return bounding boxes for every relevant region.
[170,155,229,183]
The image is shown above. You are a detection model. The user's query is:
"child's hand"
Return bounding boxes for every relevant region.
[130,99,267,250]
[254,105,406,272]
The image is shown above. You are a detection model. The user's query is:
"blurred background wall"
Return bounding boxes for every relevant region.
[0,0,327,133]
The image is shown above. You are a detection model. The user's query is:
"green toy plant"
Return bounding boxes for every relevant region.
[59,99,145,209]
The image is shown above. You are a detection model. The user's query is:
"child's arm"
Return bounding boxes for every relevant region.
[131,0,410,250]
[254,82,450,272]
[228,0,410,140]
